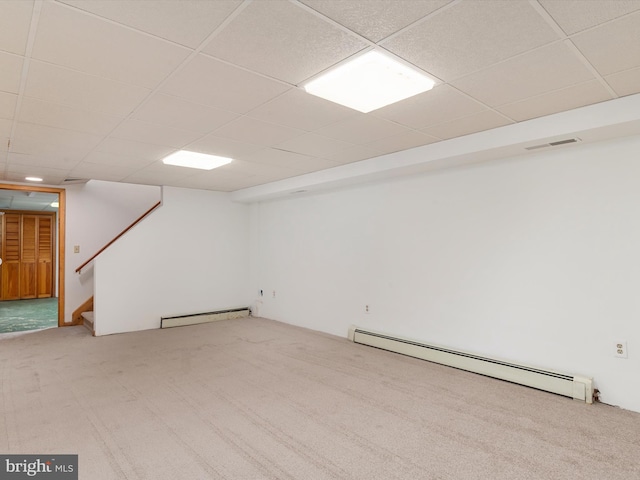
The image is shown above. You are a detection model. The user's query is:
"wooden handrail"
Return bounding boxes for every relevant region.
[75,201,161,273]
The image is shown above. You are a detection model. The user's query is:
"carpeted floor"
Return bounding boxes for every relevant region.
[0,317,638,479]
[0,298,58,333]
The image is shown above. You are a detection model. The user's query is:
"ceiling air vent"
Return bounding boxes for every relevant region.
[63,178,89,184]
[525,138,580,151]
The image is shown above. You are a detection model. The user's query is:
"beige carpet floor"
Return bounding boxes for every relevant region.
[1,317,639,479]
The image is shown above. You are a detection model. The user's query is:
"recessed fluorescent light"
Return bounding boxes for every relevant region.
[162,150,232,170]
[303,50,435,113]
[50,202,59,208]
[25,176,43,182]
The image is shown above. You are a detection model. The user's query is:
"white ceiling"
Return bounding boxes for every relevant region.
[0,0,639,193]
[0,189,58,211]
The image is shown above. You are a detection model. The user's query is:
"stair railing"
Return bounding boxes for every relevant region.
[75,201,161,274]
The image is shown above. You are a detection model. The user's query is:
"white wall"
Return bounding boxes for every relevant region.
[65,180,160,322]
[94,186,251,335]
[250,135,640,413]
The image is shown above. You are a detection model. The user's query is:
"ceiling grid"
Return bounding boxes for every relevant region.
[0,0,637,191]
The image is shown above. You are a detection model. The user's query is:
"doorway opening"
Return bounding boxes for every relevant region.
[0,184,65,334]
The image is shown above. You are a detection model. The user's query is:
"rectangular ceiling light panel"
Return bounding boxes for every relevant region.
[303,50,435,113]
[162,150,232,170]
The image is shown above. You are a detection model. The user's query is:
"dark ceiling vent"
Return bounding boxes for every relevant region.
[525,138,580,151]
[63,178,89,184]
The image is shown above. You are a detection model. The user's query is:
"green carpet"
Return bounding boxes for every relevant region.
[0,298,58,333]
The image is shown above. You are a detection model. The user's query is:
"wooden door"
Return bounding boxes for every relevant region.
[20,215,37,299]
[0,212,55,300]
[37,216,53,298]
[2,214,21,300]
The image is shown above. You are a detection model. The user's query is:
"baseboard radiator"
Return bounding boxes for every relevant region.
[161,307,250,329]
[348,326,594,404]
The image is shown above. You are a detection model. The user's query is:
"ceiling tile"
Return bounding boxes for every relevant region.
[299,0,451,42]
[422,110,514,139]
[96,137,174,162]
[243,147,340,172]
[275,133,354,158]
[133,93,239,134]
[315,114,412,144]
[110,119,203,149]
[5,171,67,184]
[127,159,195,176]
[7,151,77,170]
[606,67,640,97]
[186,134,263,159]
[451,42,595,107]
[382,0,560,81]
[223,159,300,178]
[202,0,367,84]
[292,159,343,175]
[0,119,11,138]
[18,97,122,136]
[69,161,138,182]
[83,151,156,169]
[374,84,485,129]
[540,0,640,35]
[6,162,69,178]
[326,130,439,164]
[59,0,243,48]
[212,117,304,148]
[0,0,33,55]
[496,80,613,122]
[25,61,150,117]
[0,51,23,94]
[323,143,385,164]
[571,12,640,76]
[10,132,91,164]
[11,122,102,158]
[32,1,191,89]
[161,54,290,114]
[122,168,194,185]
[0,92,17,119]
[247,88,357,131]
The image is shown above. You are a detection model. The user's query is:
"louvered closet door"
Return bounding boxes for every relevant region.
[0,213,55,300]
[20,215,37,299]
[37,216,53,298]
[2,214,21,300]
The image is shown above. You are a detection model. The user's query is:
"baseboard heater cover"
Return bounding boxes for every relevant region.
[161,307,250,329]
[348,326,593,404]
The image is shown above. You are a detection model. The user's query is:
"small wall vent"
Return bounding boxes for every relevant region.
[63,178,89,184]
[525,138,580,151]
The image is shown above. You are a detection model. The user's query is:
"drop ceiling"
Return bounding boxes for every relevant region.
[0,0,639,192]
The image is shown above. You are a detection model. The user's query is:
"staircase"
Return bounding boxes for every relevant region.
[81,311,95,335]
[72,296,94,336]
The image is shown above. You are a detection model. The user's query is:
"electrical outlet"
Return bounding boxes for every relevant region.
[365,305,370,314]
[272,290,276,298]
[614,341,628,359]
[74,245,80,253]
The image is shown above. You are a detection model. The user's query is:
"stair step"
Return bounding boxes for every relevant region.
[81,311,94,334]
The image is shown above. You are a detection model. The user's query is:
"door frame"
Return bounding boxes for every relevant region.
[0,183,65,327]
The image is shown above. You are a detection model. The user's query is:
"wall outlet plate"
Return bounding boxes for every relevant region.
[614,341,628,359]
